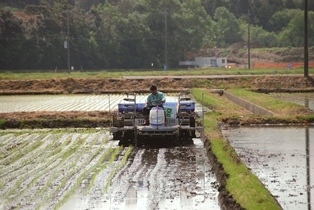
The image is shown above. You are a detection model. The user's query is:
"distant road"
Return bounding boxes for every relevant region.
[122,74,303,79]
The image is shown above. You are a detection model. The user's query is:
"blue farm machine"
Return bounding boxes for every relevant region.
[110,92,203,147]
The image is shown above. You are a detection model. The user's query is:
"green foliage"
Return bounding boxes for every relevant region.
[213,7,242,47]
[0,1,313,70]
[278,11,314,47]
[241,22,277,47]
[268,9,301,33]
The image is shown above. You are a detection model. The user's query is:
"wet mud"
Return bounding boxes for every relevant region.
[0,130,220,210]
[222,126,314,210]
[61,139,220,210]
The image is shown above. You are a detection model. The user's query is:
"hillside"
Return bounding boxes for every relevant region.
[188,46,314,67]
[0,1,314,70]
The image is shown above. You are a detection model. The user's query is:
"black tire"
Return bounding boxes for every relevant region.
[112,131,122,140]
[119,131,133,147]
[134,136,144,148]
[189,116,196,138]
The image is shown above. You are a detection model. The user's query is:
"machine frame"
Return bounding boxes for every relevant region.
[110,91,203,147]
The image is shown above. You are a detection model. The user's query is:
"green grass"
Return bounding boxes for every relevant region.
[0,67,309,80]
[227,88,312,116]
[210,135,280,210]
[191,88,281,210]
[191,88,251,119]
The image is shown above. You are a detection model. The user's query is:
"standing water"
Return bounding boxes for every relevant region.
[222,126,314,210]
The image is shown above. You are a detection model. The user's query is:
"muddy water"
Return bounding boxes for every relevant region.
[61,138,220,210]
[222,126,314,210]
[270,92,314,111]
[0,129,219,210]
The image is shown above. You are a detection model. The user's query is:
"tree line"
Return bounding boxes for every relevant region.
[0,0,313,70]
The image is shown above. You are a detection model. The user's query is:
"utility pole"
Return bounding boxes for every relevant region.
[248,9,251,70]
[164,9,168,71]
[66,6,71,73]
[304,0,309,77]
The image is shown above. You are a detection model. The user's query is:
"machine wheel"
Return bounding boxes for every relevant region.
[174,130,182,146]
[119,131,133,147]
[112,112,124,127]
[189,116,196,138]
[119,137,130,147]
[134,136,144,148]
[112,131,122,140]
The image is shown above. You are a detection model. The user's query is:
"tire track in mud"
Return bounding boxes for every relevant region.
[70,140,220,210]
[0,130,219,210]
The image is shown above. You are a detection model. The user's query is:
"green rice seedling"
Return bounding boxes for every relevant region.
[10,135,63,196]
[53,144,121,209]
[31,134,86,204]
[38,134,103,206]
[87,146,124,193]
[61,137,85,160]
[1,135,43,166]
[104,146,133,192]
[0,181,4,189]
[6,177,23,199]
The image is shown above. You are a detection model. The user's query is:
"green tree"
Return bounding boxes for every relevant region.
[241,22,277,47]
[0,10,27,69]
[90,3,125,68]
[285,0,296,9]
[268,9,301,33]
[234,0,250,17]
[213,7,242,47]
[25,4,65,69]
[278,11,314,47]
[175,0,215,54]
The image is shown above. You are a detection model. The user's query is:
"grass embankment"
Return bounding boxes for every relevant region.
[227,88,314,124]
[192,88,282,210]
[0,67,307,80]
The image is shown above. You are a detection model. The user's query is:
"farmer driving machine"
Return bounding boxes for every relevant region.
[110,91,203,147]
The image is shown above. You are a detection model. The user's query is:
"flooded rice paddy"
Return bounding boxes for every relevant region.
[222,126,314,210]
[3,92,314,209]
[0,129,219,210]
[0,94,204,113]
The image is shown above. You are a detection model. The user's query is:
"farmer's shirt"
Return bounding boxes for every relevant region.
[147,91,166,106]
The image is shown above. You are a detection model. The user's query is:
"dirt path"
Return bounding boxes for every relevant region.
[0,76,314,96]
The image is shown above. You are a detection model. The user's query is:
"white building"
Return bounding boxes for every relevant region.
[179,57,228,68]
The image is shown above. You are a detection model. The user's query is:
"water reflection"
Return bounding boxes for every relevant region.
[222,127,314,210]
[306,127,312,210]
[60,144,220,210]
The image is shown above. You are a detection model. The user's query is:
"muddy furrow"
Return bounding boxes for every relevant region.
[0,130,125,210]
[67,140,220,210]
[0,130,220,210]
